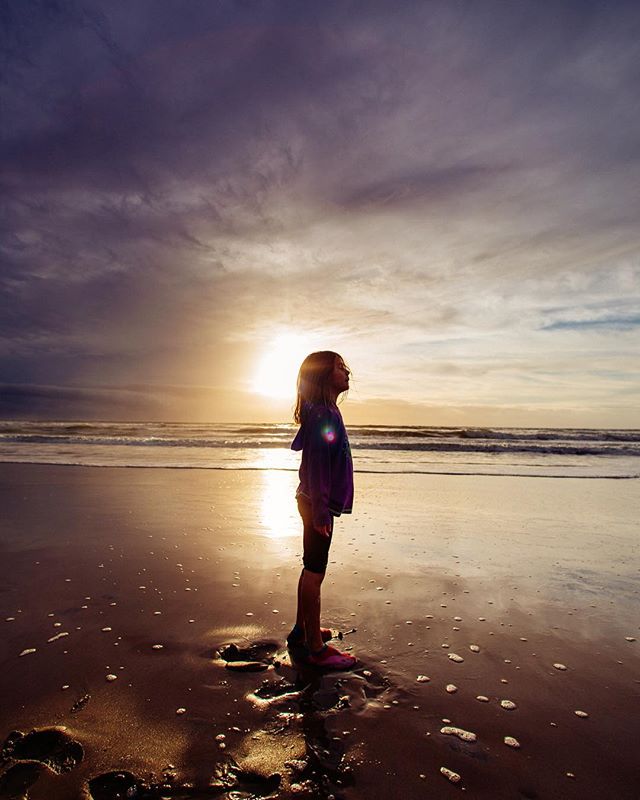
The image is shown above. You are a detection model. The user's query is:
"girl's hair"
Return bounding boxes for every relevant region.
[294,350,346,423]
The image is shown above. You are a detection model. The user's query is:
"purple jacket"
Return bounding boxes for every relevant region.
[291,402,354,528]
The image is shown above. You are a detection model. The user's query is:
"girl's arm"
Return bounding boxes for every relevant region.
[305,408,334,531]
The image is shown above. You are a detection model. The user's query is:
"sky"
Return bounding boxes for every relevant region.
[1,0,639,427]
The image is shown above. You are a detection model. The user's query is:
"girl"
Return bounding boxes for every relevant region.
[286,351,357,670]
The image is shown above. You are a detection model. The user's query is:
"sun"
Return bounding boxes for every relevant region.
[252,333,312,398]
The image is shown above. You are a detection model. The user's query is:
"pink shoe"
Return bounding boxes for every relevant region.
[306,644,356,670]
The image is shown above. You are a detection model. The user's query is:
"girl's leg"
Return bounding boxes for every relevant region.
[300,568,325,652]
[295,568,305,628]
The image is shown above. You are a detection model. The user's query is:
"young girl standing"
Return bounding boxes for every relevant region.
[286,351,357,670]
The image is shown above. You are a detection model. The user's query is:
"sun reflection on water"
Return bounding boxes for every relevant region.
[259,467,300,539]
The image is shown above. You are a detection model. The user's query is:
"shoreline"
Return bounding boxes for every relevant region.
[1,463,638,798]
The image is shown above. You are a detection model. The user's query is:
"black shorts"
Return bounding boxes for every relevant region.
[297,495,333,574]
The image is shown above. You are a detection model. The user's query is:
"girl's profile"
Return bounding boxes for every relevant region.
[287,351,356,669]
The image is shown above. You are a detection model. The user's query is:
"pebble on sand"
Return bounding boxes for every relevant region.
[19,648,37,657]
[469,645,480,653]
[441,726,477,742]
[553,663,567,670]
[500,700,517,710]
[416,675,430,682]
[504,736,520,749]
[106,674,117,682]
[440,767,461,784]
[445,684,458,694]
[448,653,464,663]
[625,636,636,642]
[476,695,489,702]
[574,710,589,718]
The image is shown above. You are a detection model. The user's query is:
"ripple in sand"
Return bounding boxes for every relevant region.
[445,684,458,694]
[574,710,589,718]
[476,695,489,702]
[19,648,36,657]
[469,645,480,653]
[448,653,464,663]
[440,767,461,784]
[500,700,517,710]
[553,663,567,671]
[504,736,520,748]
[441,726,477,742]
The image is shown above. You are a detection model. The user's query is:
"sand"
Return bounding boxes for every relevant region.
[0,463,638,799]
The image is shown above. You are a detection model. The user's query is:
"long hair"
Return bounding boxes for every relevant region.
[294,350,345,424]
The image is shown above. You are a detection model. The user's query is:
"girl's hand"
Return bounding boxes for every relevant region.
[315,524,332,538]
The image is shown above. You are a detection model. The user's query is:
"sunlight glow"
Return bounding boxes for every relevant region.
[252,333,313,398]
[259,469,299,538]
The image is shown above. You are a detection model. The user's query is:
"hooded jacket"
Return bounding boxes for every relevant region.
[291,402,354,529]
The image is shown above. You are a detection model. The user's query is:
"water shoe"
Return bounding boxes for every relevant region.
[306,644,356,670]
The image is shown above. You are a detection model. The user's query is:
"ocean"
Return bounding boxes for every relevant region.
[0,420,638,479]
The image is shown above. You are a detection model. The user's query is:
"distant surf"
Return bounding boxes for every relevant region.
[0,421,638,478]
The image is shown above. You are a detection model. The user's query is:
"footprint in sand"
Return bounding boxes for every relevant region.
[1,728,84,775]
[216,640,280,672]
[0,727,84,798]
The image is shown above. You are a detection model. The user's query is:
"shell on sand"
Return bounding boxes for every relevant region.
[176,707,187,714]
[504,736,521,748]
[441,726,477,742]
[476,695,489,702]
[19,648,37,656]
[105,674,117,682]
[448,653,464,663]
[152,644,164,650]
[440,767,461,784]
[416,675,430,682]
[469,644,480,652]
[47,632,69,643]
[500,699,517,710]
[574,710,589,718]
[225,660,269,672]
[553,663,567,670]
[625,636,636,642]
[445,684,458,693]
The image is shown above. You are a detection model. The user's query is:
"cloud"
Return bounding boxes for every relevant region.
[1,1,639,424]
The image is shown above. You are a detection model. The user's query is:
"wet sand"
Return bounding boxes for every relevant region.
[0,463,638,799]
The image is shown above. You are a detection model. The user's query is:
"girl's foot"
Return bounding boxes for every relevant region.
[306,644,356,670]
[287,625,333,648]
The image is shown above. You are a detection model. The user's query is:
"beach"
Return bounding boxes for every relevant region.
[0,462,638,799]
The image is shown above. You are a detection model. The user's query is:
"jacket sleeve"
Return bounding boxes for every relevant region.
[304,408,334,528]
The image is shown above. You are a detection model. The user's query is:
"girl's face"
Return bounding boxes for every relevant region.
[331,356,350,394]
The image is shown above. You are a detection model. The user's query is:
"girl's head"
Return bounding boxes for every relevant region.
[294,351,351,423]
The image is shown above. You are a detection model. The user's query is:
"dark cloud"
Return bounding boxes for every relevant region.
[1,0,639,421]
